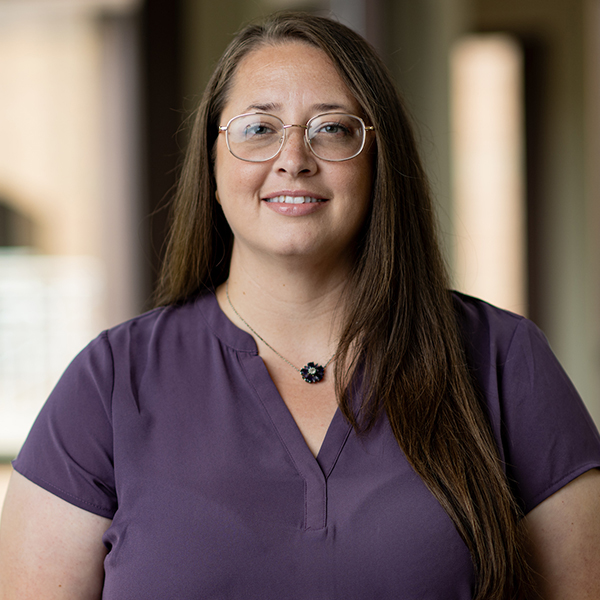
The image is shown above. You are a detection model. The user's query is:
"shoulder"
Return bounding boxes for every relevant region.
[102,290,253,353]
[450,290,575,410]
[451,291,550,373]
[105,294,206,340]
[100,292,219,357]
[451,292,600,513]
[451,292,582,406]
[452,291,528,347]
[81,291,256,391]
[46,295,217,399]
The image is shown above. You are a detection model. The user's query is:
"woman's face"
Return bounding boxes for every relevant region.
[214,42,373,270]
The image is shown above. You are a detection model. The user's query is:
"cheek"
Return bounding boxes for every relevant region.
[214,144,266,202]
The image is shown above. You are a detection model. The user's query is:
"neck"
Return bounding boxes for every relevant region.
[216,246,352,366]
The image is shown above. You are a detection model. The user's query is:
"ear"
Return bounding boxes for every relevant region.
[215,190,221,205]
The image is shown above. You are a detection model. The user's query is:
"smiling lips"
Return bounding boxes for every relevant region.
[265,195,325,204]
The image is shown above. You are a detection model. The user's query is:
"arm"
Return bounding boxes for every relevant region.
[522,468,600,600]
[0,470,111,600]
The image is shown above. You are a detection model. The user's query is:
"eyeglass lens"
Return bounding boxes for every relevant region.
[225,113,366,162]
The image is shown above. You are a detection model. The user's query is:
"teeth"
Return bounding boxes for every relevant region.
[266,195,322,204]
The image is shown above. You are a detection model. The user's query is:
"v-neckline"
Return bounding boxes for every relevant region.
[247,354,352,475]
[200,291,353,529]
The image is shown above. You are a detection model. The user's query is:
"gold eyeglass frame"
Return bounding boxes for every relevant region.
[217,112,375,163]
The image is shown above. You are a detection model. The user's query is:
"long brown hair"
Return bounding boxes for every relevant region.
[155,12,532,599]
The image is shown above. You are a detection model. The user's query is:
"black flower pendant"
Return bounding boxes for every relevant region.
[300,362,325,383]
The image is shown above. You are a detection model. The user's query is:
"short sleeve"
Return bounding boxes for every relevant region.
[12,332,117,519]
[498,318,600,513]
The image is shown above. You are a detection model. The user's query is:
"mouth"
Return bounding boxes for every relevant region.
[264,195,326,204]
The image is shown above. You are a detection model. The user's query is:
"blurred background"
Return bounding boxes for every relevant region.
[1,0,599,503]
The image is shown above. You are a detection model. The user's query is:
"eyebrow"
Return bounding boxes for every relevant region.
[245,102,350,114]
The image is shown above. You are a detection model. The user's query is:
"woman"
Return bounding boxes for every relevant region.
[1,12,599,600]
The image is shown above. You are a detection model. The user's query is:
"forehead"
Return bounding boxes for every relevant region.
[222,41,362,117]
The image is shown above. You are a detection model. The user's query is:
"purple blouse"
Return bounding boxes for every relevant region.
[13,292,600,599]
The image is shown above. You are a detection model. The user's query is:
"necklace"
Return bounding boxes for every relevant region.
[225,282,335,383]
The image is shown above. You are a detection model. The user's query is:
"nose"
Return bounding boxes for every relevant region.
[273,125,317,176]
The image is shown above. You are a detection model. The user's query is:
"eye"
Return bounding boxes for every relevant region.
[244,122,277,138]
[314,121,351,137]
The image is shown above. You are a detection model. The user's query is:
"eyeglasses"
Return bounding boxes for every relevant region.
[218,112,375,163]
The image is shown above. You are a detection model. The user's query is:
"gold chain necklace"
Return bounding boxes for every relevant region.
[225,282,335,383]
